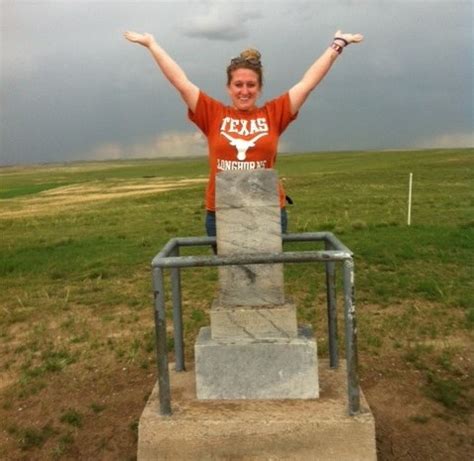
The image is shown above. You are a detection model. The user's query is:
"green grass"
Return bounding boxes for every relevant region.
[0,183,67,199]
[0,148,473,456]
[7,423,57,450]
[1,148,472,329]
[60,409,83,428]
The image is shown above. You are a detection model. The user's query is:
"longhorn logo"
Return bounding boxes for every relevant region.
[220,132,268,161]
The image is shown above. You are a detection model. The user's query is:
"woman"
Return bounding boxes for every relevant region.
[124,30,363,237]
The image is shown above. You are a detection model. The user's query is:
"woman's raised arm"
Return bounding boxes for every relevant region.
[288,31,363,115]
[124,31,200,113]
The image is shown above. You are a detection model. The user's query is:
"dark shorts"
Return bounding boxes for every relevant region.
[205,208,288,237]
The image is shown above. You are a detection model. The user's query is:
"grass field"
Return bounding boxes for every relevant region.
[0,148,473,459]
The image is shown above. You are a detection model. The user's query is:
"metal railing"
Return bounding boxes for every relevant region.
[151,232,360,416]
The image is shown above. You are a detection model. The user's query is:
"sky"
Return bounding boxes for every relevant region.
[1,0,473,166]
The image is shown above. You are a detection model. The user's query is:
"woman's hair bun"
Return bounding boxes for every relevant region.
[240,48,261,63]
[227,47,263,86]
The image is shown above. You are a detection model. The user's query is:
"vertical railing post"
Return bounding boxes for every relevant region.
[324,240,339,369]
[171,245,185,372]
[343,258,360,415]
[152,267,172,416]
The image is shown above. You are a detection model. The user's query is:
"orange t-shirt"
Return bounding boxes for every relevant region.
[188,91,298,211]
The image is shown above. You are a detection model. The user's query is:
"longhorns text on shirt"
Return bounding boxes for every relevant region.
[217,159,268,171]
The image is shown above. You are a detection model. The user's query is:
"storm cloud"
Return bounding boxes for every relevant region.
[1,0,472,166]
[182,2,262,41]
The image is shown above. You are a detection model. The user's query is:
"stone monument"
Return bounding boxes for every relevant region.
[194,169,319,399]
[137,168,377,460]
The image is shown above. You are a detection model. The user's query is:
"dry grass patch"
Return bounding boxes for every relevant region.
[0,178,206,219]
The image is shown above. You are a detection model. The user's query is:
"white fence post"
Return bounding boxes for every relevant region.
[407,173,413,226]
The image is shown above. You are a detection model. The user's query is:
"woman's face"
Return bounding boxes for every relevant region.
[227,68,261,111]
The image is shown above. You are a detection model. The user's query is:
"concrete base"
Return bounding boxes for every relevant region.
[195,326,318,399]
[138,360,377,461]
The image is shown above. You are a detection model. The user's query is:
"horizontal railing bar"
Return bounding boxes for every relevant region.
[325,233,353,255]
[175,236,216,247]
[152,233,353,267]
[152,250,352,269]
[152,238,178,263]
[174,233,330,248]
[165,233,349,250]
[282,232,330,242]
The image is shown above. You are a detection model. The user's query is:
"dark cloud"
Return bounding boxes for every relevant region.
[1,1,472,166]
[183,26,248,42]
[181,2,263,42]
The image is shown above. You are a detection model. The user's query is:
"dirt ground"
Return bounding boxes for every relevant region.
[0,347,472,460]
[361,352,472,461]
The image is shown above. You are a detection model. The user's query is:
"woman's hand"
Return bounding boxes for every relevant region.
[124,31,156,48]
[334,30,364,45]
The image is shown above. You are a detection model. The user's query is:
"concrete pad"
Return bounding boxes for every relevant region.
[138,360,376,461]
[195,326,318,399]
